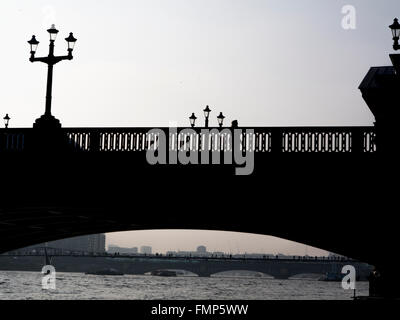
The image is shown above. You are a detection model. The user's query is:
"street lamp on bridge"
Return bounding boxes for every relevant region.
[189,113,197,128]
[3,114,10,129]
[203,105,211,128]
[28,25,77,129]
[389,18,400,51]
[217,112,225,128]
[190,107,227,128]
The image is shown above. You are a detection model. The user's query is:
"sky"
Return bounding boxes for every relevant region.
[1,0,398,256]
[106,230,329,256]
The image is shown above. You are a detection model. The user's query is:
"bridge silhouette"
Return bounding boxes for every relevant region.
[1,35,399,297]
[1,249,372,279]
[0,125,380,257]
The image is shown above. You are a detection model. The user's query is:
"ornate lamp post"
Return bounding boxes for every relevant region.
[389,18,400,51]
[389,18,400,74]
[28,25,77,129]
[217,112,225,128]
[189,113,197,128]
[360,18,400,155]
[203,105,211,128]
[3,114,10,129]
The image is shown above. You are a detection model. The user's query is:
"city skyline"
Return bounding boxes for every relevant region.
[106,230,329,256]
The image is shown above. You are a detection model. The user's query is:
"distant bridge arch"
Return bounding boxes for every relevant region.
[288,273,326,280]
[211,270,274,278]
[144,269,199,277]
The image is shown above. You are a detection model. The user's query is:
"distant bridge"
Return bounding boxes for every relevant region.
[0,251,372,279]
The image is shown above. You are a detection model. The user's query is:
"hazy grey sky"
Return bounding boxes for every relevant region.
[106,230,329,256]
[1,0,398,256]
[1,0,397,128]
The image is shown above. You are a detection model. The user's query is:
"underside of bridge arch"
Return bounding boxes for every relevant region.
[0,206,387,269]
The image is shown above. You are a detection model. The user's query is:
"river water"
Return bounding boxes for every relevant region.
[0,271,368,300]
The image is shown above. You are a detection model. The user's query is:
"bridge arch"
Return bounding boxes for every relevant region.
[1,124,391,281]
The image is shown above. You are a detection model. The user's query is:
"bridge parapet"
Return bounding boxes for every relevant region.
[1,126,376,153]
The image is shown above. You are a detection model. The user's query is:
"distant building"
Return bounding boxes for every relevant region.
[89,234,106,253]
[108,245,138,254]
[212,251,225,256]
[177,251,192,256]
[328,252,347,259]
[12,234,106,253]
[197,246,207,254]
[52,234,106,253]
[140,246,152,254]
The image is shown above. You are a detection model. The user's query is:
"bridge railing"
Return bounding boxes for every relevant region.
[0,129,29,152]
[0,126,376,153]
[1,249,360,263]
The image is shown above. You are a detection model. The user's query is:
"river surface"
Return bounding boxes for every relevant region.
[0,271,368,300]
